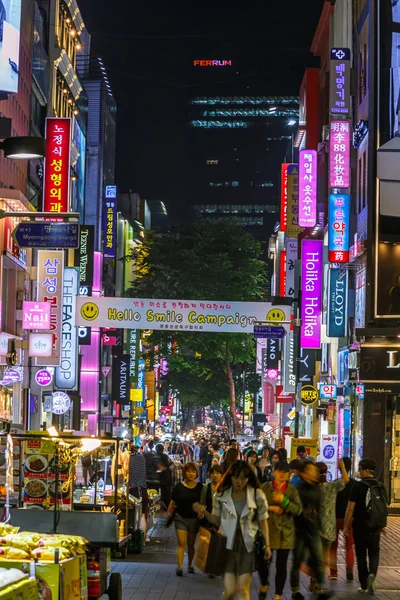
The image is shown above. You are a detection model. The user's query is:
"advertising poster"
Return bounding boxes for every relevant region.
[23,438,71,510]
[0,0,22,94]
[320,434,339,482]
[290,438,318,460]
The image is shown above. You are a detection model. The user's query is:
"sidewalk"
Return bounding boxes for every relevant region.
[109,516,400,600]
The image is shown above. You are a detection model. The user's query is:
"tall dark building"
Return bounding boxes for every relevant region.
[183,58,299,239]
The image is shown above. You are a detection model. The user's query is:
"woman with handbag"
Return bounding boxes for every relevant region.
[258,461,303,600]
[193,460,272,600]
[167,462,203,576]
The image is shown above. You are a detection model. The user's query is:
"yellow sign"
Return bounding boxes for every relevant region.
[290,437,318,460]
[266,308,286,325]
[287,166,303,238]
[130,389,143,402]
[301,385,318,406]
[288,408,296,420]
[135,406,144,415]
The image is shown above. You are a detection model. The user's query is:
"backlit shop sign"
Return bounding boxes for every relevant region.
[43,118,71,215]
[328,194,350,263]
[103,186,117,259]
[300,239,323,349]
[329,120,350,189]
[55,267,78,390]
[319,383,337,400]
[193,60,232,67]
[329,48,351,115]
[298,150,317,227]
[280,163,292,232]
[37,250,64,366]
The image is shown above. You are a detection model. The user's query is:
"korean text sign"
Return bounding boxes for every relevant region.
[300,240,323,349]
[329,120,350,189]
[37,250,64,366]
[280,163,290,232]
[298,150,317,227]
[328,194,350,262]
[285,239,297,298]
[76,297,291,333]
[329,48,351,115]
[286,165,303,238]
[43,118,71,214]
[103,186,117,258]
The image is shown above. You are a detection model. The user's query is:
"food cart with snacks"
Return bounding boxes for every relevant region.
[0,432,150,600]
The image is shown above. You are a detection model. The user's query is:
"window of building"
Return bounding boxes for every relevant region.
[206,159,219,165]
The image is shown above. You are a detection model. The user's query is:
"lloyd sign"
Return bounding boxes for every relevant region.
[360,345,400,382]
[327,268,348,337]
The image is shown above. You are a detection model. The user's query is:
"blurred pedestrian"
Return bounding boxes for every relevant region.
[247,450,263,481]
[329,457,355,581]
[167,462,203,576]
[222,447,239,474]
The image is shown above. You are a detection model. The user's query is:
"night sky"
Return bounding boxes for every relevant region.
[78,0,325,211]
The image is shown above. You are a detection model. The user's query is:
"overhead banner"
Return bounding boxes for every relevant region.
[287,165,303,238]
[298,150,317,227]
[76,297,291,333]
[329,48,351,115]
[327,268,348,337]
[43,118,72,215]
[329,120,351,189]
[37,250,64,366]
[328,194,350,263]
[55,268,78,390]
[300,239,323,349]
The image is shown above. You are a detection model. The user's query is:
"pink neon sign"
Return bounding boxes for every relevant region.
[299,150,317,227]
[22,302,51,330]
[329,120,350,189]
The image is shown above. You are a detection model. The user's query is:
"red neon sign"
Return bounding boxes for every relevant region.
[280,163,289,232]
[193,60,232,67]
[279,250,286,297]
[43,118,71,215]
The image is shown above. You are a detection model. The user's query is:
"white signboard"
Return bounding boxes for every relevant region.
[76,297,291,333]
[55,268,78,390]
[52,391,71,415]
[320,434,339,482]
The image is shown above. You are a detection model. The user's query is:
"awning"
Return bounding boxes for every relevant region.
[377,135,400,217]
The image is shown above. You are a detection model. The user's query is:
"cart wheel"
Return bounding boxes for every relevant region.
[107,573,122,600]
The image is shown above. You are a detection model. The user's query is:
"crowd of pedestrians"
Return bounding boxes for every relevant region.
[163,436,388,600]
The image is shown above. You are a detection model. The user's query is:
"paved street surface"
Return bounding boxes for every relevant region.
[107,516,400,600]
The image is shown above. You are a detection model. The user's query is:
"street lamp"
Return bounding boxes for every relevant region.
[0,136,46,160]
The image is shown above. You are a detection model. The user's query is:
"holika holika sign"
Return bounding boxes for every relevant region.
[75,297,291,333]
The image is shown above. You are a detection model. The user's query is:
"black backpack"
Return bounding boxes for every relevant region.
[361,479,388,530]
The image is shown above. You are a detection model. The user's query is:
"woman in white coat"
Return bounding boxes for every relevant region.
[194,460,272,600]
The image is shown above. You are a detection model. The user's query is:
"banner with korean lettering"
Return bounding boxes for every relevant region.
[329,120,350,189]
[43,118,71,215]
[298,150,317,227]
[37,250,64,366]
[329,48,351,115]
[328,194,350,263]
[103,186,117,258]
[300,240,323,349]
[286,165,303,238]
[285,239,297,298]
[280,164,295,233]
[327,268,348,337]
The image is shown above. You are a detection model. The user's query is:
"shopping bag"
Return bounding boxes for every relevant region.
[194,526,211,572]
[205,530,227,574]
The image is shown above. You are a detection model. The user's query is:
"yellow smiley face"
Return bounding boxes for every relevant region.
[81,302,99,321]
[266,308,286,325]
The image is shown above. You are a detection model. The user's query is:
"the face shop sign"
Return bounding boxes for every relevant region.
[360,345,400,381]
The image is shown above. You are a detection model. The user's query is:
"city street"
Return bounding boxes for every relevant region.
[108,517,400,600]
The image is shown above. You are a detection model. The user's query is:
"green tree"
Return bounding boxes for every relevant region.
[127,219,268,433]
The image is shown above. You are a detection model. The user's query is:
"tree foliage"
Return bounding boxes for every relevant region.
[126,219,268,432]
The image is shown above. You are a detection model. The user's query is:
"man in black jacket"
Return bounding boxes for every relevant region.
[199,441,209,483]
[290,461,331,600]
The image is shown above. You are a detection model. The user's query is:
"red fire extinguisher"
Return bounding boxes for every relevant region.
[88,556,101,599]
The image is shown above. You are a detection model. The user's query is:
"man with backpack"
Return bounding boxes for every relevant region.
[343,458,388,595]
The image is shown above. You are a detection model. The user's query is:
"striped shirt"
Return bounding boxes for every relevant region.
[129,452,147,488]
